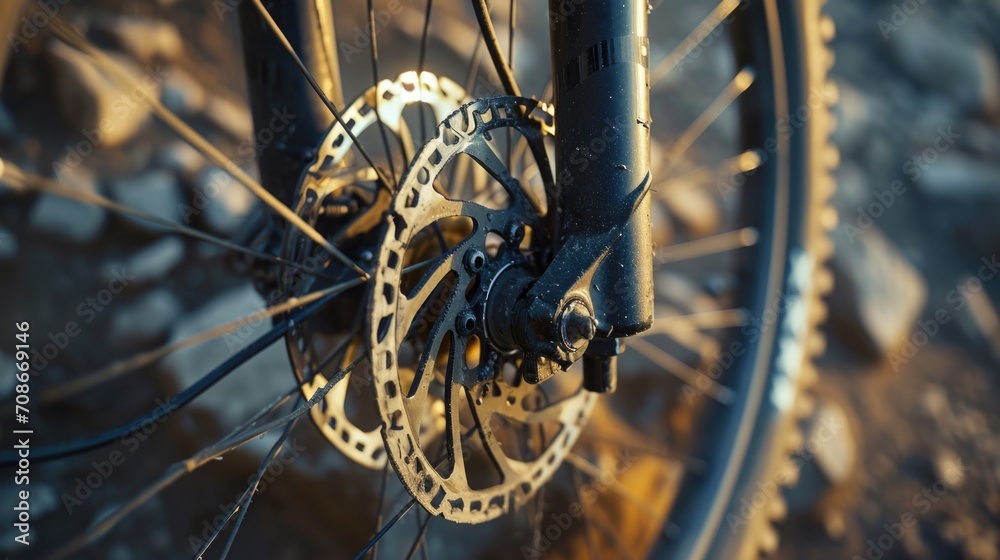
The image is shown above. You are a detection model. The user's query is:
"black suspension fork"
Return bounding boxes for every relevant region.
[237,1,344,208]
[235,1,344,292]
[485,0,654,392]
[548,0,654,383]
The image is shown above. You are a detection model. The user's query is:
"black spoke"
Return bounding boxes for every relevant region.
[194,407,303,560]
[471,0,521,97]
[50,387,299,560]
[218,411,303,560]
[370,462,392,559]
[506,0,515,168]
[0,290,340,466]
[353,498,418,560]
[417,0,434,142]
[368,0,399,190]
[405,511,433,560]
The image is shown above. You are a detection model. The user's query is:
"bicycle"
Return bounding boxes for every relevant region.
[0,0,837,558]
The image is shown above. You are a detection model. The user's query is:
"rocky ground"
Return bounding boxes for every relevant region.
[0,0,998,559]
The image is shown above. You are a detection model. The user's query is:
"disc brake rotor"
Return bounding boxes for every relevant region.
[283,71,475,470]
[369,96,595,523]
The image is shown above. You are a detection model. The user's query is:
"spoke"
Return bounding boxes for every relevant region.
[466,137,541,213]
[367,0,399,189]
[192,476,256,559]
[50,386,299,560]
[506,0,516,169]
[656,227,758,264]
[582,428,707,474]
[565,452,663,520]
[641,308,748,336]
[51,347,361,560]
[650,0,742,85]
[249,0,393,195]
[0,161,338,282]
[198,407,303,560]
[654,150,763,198]
[404,511,433,560]
[571,465,602,560]
[192,354,365,464]
[627,337,734,403]
[665,68,755,163]
[0,290,343,466]
[370,462,392,560]
[353,498,418,560]
[417,0,434,142]
[471,0,521,97]
[42,278,364,403]
[463,27,486,95]
[47,16,367,279]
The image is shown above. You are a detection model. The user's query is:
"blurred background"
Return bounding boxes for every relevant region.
[0,0,998,558]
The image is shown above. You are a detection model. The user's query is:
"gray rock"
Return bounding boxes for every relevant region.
[0,102,15,137]
[46,42,154,148]
[108,236,185,284]
[204,95,253,140]
[933,448,967,489]
[0,223,16,260]
[832,80,872,154]
[92,16,183,63]
[785,396,858,512]
[811,399,857,486]
[891,19,1000,116]
[109,288,182,347]
[162,283,296,457]
[195,167,257,236]
[29,165,106,244]
[161,68,207,115]
[833,162,871,213]
[155,140,206,179]
[828,225,928,359]
[109,170,183,230]
[0,353,14,399]
[918,153,1000,198]
[32,484,59,519]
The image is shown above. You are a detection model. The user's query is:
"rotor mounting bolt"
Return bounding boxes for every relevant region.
[464,249,486,273]
[456,309,478,335]
[505,222,524,247]
[558,301,596,351]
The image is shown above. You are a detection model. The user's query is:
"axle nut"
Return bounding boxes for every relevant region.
[558,300,596,351]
